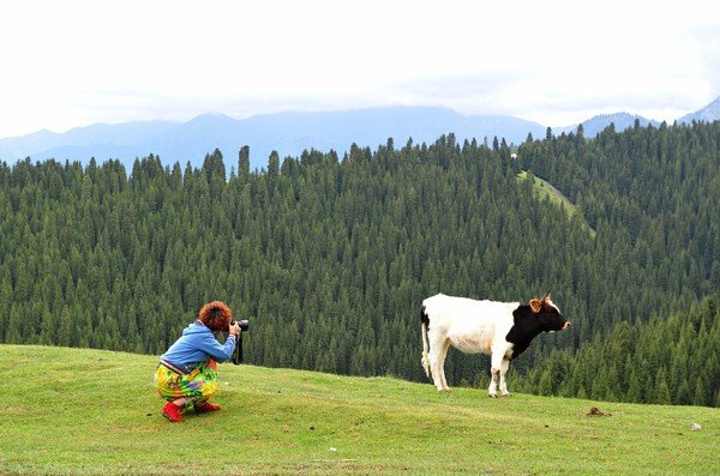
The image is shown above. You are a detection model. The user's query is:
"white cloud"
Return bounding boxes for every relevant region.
[0,0,718,137]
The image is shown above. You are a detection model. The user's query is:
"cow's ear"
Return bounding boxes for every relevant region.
[530,298,542,313]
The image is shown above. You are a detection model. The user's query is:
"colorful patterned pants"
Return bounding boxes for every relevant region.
[155,360,218,409]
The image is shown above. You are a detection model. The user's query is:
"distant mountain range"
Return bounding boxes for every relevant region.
[1,97,718,172]
[555,113,661,137]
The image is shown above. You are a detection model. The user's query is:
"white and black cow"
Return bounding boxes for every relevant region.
[420,293,571,397]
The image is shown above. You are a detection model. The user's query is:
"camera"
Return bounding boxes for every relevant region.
[231,319,249,365]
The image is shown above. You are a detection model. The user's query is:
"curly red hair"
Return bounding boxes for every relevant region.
[198,301,233,332]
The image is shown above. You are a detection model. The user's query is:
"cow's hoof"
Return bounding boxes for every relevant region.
[488,393,498,398]
[502,392,511,397]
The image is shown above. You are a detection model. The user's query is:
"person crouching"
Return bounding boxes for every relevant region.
[154,300,241,422]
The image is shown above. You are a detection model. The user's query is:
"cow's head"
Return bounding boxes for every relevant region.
[529,295,571,332]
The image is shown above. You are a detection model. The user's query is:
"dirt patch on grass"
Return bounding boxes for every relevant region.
[587,407,612,417]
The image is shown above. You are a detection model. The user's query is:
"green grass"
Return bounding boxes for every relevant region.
[1,345,717,475]
[517,171,596,237]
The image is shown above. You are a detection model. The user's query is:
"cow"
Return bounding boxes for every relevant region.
[420,293,571,397]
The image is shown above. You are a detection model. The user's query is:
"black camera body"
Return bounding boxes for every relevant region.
[231,319,249,365]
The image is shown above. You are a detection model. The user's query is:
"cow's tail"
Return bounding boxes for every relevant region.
[420,305,430,378]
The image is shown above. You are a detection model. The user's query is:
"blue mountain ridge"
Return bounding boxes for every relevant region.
[678,96,720,124]
[1,99,718,172]
[554,113,661,137]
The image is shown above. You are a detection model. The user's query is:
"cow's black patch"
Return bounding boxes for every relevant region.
[420,304,430,331]
[505,303,568,358]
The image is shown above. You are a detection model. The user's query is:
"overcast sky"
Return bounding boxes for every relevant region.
[1,0,718,138]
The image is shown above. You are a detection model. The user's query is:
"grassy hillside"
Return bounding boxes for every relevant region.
[517,170,596,237]
[1,345,717,475]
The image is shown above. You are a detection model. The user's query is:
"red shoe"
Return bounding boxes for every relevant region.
[162,402,184,422]
[194,401,222,413]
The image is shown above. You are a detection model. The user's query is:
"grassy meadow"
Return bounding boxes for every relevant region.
[0,345,717,475]
[517,171,596,237]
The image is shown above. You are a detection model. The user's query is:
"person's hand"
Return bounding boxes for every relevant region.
[229,321,241,338]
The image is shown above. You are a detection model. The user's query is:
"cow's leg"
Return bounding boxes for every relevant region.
[499,357,511,397]
[488,351,503,397]
[437,342,451,391]
[429,337,451,391]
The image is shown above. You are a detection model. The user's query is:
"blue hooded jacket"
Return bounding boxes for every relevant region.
[160,320,237,373]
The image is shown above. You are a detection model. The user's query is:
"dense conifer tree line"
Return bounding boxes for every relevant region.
[519,292,719,407]
[0,120,717,406]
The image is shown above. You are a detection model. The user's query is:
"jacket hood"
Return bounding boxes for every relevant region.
[182,321,211,336]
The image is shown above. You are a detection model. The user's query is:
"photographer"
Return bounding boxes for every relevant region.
[154,300,241,422]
